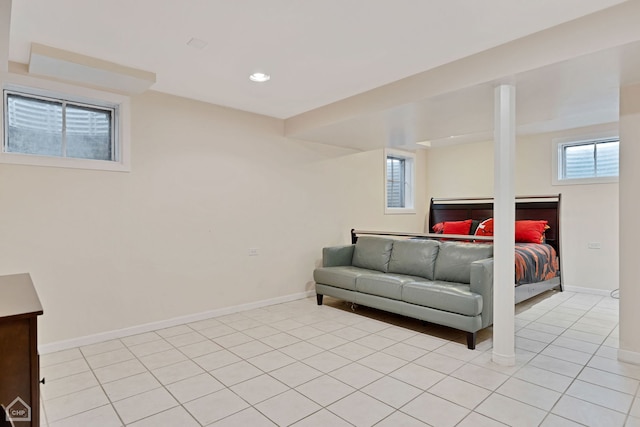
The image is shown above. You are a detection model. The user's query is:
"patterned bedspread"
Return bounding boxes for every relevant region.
[515,243,559,285]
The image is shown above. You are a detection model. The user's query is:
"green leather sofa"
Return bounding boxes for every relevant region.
[313,236,494,349]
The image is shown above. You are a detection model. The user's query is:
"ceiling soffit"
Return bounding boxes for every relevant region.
[284,1,640,150]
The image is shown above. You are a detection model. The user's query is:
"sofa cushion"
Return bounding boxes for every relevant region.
[434,242,493,284]
[356,273,426,300]
[314,266,374,291]
[402,281,483,316]
[352,237,394,272]
[388,239,440,280]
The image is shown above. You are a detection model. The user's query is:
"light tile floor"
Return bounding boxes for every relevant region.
[39,290,639,426]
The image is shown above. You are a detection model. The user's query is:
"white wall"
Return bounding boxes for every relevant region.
[425,124,619,292]
[619,83,640,360]
[0,90,427,345]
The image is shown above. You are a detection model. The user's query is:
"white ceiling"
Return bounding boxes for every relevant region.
[8,0,640,152]
[8,0,628,121]
[289,42,640,151]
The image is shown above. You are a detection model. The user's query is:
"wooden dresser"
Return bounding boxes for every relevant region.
[0,274,43,427]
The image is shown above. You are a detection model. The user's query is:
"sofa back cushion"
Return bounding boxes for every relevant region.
[388,239,440,279]
[434,242,494,284]
[352,237,394,272]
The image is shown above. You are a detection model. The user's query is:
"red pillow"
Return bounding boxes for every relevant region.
[474,218,548,243]
[442,219,472,235]
[432,222,445,234]
[475,218,494,237]
[515,220,548,243]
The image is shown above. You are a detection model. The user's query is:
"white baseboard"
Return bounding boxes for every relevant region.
[563,285,615,297]
[39,290,316,354]
[618,349,640,365]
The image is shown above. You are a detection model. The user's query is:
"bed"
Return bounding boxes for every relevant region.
[352,194,562,304]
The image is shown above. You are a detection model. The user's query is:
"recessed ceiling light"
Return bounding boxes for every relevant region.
[249,72,270,83]
[187,38,207,50]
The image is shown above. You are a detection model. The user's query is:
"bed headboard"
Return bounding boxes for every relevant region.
[428,195,561,254]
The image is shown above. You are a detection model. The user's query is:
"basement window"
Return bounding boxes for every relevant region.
[0,77,130,172]
[5,90,115,160]
[553,137,619,185]
[385,149,415,214]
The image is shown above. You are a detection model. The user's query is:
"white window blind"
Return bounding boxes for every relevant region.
[4,90,114,161]
[384,149,415,213]
[386,156,405,208]
[562,138,619,180]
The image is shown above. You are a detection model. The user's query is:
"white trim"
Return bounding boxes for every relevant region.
[563,285,615,297]
[618,349,640,366]
[38,290,315,354]
[552,176,618,186]
[384,207,416,215]
[0,71,131,172]
[0,151,130,172]
[384,148,416,215]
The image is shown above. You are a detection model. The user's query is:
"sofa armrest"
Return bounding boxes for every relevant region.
[322,245,355,267]
[470,258,494,329]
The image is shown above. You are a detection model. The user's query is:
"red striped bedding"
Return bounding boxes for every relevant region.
[515,243,559,285]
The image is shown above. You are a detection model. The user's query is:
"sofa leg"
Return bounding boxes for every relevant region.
[316,294,323,305]
[466,332,476,350]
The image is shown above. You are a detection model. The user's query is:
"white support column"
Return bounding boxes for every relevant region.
[619,83,640,365]
[0,0,11,72]
[492,84,516,366]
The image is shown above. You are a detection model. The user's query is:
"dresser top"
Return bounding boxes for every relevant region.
[0,273,43,318]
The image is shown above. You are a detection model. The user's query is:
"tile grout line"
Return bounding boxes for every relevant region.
[539,294,629,426]
[40,293,639,427]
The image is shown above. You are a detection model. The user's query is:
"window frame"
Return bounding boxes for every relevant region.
[552,133,619,186]
[384,148,416,214]
[0,72,131,172]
